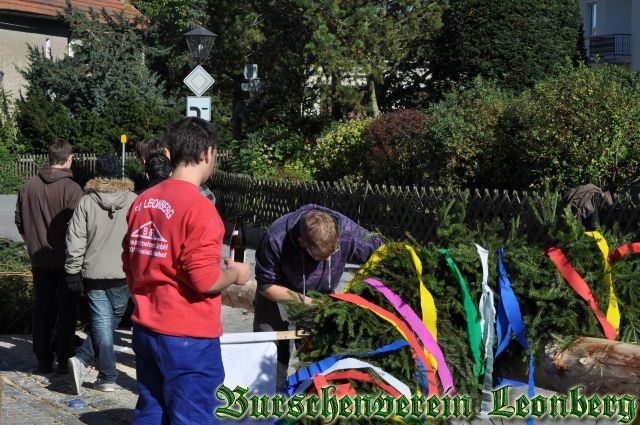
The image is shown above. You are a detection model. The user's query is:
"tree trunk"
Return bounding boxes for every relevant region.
[368,76,380,118]
[536,337,640,395]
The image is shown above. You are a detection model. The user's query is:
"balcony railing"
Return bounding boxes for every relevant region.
[589,34,631,62]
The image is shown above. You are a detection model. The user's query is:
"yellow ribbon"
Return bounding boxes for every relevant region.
[584,231,620,332]
[404,245,438,341]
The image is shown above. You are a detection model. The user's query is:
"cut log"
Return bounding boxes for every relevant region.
[536,337,640,395]
[221,279,256,311]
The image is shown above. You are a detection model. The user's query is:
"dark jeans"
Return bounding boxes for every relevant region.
[32,269,79,367]
[253,292,294,391]
[132,325,224,425]
[76,285,130,383]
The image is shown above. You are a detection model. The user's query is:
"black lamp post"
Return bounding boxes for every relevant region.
[184,27,217,64]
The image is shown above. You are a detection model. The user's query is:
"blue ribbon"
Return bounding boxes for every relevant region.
[283,339,409,396]
[495,248,535,425]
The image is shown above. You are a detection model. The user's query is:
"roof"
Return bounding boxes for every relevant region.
[0,0,140,21]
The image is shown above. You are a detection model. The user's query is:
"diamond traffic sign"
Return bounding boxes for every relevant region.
[184,65,215,96]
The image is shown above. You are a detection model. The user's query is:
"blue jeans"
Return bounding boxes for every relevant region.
[132,324,224,425]
[76,285,130,383]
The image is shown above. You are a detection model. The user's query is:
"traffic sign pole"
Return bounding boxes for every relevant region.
[120,134,127,178]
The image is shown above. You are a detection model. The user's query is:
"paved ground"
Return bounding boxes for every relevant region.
[0,195,21,241]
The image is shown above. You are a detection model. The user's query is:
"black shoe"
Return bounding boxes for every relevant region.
[56,362,69,375]
[35,361,53,374]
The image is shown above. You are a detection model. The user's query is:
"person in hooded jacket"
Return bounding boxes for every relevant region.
[254,204,383,389]
[15,138,84,374]
[64,152,137,394]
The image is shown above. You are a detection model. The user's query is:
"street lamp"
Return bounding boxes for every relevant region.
[241,64,264,99]
[184,27,217,64]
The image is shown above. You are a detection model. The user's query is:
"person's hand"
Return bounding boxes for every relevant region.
[224,258,250,285]
[65,273,83,294]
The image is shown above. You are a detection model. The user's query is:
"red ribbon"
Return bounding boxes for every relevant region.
[608,242,640,263]
[546,247,617,340]
[309,370,403,398]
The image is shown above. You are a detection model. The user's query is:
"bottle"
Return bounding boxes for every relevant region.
[229,214,246,263]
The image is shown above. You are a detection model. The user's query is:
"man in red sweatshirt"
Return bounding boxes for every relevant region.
[122,117,250,424]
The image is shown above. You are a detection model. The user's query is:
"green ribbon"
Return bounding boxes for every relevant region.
[439,248,484,380]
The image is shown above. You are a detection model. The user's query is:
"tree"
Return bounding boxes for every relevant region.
[131,0,268,142]
[300,0,444,118]
[430,0,584,93]
[0,88,18,156]
[16,6,180,153]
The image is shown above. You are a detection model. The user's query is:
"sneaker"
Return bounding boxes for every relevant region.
[94,380,116,392]
[68,356,88,395]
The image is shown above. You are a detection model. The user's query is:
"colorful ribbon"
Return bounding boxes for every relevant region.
[584,231,620,332]
[363,278,454,394]
[344,244,438,340]
[546,247,617,340]
[309,370,403,398]
[475,244,496,415]
[330,293,438,395]
[283,339,408,396]
[439,249,483,379]
[293,357,412,397]
[495,248,535,425]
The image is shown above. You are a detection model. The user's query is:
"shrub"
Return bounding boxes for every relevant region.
[306,118,371,182]
[227,125,312,181]
[502,64,640,191]
[0,239,33,333]
[424,78,515,188]
[362,109,429,185]
[0,89,28,194]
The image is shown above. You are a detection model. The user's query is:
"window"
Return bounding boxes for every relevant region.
[587,2,598,36]
[45,38,52,59]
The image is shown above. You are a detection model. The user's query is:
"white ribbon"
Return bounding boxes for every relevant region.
[475,244,496,417]
[293,357,412,398]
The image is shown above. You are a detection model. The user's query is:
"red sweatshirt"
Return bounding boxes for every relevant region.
[122,179,224,338]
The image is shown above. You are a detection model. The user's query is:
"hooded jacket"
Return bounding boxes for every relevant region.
[65,178,136,288]
[15,167,83,270]
[254,204,382,327]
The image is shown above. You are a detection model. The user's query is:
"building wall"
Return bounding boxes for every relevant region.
[603,0,632,33]
[631,0,640,70]
[0,13,69,98]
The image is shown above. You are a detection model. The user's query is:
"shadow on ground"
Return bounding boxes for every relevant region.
[78,408,132,425]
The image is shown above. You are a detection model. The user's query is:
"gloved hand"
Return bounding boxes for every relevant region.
[65,273,83,294]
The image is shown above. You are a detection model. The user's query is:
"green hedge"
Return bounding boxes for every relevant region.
[0,239,33,334]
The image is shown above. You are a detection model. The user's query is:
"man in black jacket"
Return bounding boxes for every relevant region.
[15,139,83,374]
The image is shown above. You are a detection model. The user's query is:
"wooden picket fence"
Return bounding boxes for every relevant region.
[13,151,229,186]
[209,171,640,244]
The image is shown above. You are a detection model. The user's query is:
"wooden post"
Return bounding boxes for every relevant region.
[536,337,640,395]
[220,280,257,311]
